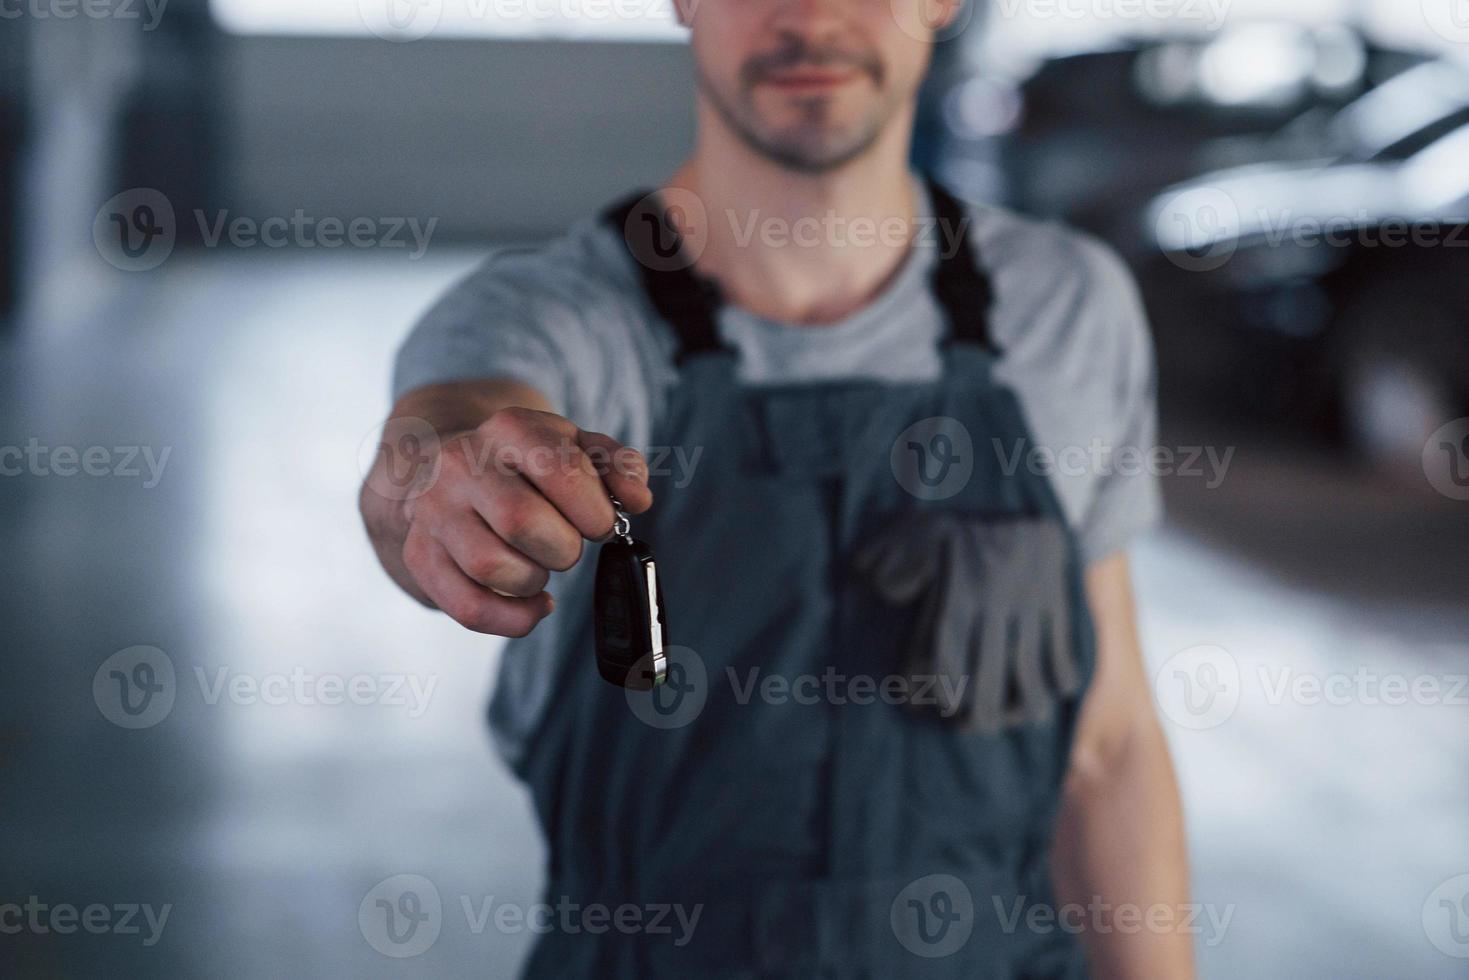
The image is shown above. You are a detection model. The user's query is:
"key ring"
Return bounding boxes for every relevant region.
[610,497,633,545]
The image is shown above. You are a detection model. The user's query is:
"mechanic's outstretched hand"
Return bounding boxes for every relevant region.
[361,389,652,638]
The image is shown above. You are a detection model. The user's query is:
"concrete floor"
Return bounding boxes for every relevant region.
[1,249,1466,978]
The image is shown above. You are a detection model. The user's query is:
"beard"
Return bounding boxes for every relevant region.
[698,35,896,175]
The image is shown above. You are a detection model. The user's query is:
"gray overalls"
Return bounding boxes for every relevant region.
[514,182,1096,979]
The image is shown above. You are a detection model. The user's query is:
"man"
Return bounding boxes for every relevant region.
[360,1,1194,976]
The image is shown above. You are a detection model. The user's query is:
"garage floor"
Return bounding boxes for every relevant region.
[2,250,1466,978]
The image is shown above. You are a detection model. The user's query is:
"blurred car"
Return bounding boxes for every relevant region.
[1138,113,1469,472]
[1001,24,1382,224]
[1195,58,1469,173]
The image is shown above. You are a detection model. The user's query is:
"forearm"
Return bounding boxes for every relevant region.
[1052,716,1194,979]
[1050,553,1195,979]
[359,378,553,603]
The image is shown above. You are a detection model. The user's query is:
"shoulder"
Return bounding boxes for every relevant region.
[394,212,669,436]
[967,203,1146,343]
[421,214,646,329]
[958,204,1162,557]
[964,202,1153,398]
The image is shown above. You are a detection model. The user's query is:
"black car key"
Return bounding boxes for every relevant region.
[593,498,669,690]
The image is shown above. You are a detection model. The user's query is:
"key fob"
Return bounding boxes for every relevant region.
[594,530,669,691]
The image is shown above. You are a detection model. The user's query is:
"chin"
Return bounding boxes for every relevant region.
[716,83,888,173]
[757,115,882,172]
[758,134,880,174]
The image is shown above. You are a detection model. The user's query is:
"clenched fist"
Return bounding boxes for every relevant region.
[360,381,652,638]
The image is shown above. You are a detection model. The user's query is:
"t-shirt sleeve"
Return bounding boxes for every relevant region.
[1076,240,1164,564]
[392,251,584,418]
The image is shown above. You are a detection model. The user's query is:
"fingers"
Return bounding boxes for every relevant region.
[578,429,653,515]
[434,511,551,597]
[403,523,554,637]
[398,406,658,639]
[473,477,585,573]
[481,409,651,539]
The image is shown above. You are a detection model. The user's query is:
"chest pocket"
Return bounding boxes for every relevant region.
[853,511,1083,734]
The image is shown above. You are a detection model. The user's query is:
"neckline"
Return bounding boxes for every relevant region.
[717,178,945,342]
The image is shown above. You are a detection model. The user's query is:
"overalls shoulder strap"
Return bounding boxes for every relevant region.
[926,180,1001,353]
[602,179,1002,360]
[601,192,731,364]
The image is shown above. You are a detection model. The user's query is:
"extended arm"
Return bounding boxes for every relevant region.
[1051,552,1195,979]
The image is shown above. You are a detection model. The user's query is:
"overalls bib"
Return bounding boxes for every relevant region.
[515,183,1096,979]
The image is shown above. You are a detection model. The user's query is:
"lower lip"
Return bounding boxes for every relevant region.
[760,72,861,92]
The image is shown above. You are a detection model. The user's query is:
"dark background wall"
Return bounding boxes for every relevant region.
[220,36,697,239]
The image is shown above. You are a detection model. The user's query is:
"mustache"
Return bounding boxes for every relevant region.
[741,36,885,88]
